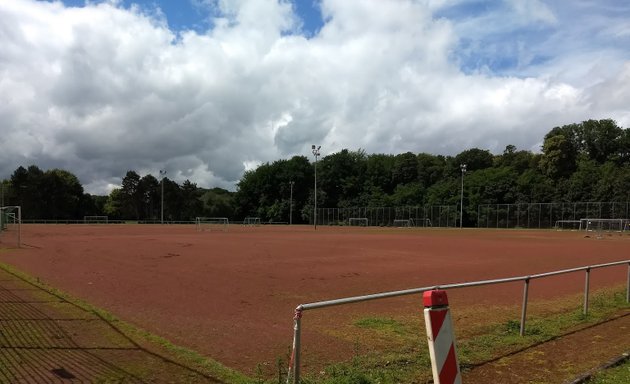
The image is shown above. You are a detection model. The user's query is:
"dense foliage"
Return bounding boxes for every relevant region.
[2,119,629,225]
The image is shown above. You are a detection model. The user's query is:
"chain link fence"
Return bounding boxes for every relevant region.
[477,202,630,229]
[314,205,459,227]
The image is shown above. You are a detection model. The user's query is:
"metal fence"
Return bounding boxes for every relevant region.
[287,260,630,383]
[314,205,459,227]
[478,202,630,229]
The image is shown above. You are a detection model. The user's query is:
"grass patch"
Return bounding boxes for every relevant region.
[354,317,408,336]
[0,262,252,384]
[588,358,630,384]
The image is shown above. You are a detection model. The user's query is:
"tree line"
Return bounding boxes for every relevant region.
[2,119,629,225]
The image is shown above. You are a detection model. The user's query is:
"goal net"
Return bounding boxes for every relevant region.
[243,217,261,226]
[196,217,229,232]
[348,217,368,226]
[580,218,623,233]
[554,220,581,231]
[84,215,108,224]
[414,218,432,227]
[392,219,411,228]
[0,206,21,248]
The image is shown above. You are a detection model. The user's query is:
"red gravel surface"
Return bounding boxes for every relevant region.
[0,225,628,374]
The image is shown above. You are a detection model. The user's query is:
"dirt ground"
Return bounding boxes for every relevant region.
[0,224,628,376]
[463,311,630,383]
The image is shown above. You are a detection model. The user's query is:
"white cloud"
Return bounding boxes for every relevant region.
[0,0,628,194]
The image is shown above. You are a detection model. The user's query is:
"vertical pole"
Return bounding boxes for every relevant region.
[520,278,530,336]
[626,263,630,303]
[496,205,499,229]
[583,268,590,316]
[314,159,317,230]
[287,307,303,384]
[460,164,465,229]
[160,170,166,224]
[477,205,480,228]
[289,181,294,225]
[17,206,21,248]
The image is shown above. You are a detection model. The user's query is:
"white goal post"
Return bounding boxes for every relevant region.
[196,217,229,232]
[580,218,624,232]
[393,219,412,228]
[243,217,261,226]
[0,206,21,248]
[84,215,108,224]
[348,217,368,226]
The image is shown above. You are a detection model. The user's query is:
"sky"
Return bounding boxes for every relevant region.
[1,0,629,195]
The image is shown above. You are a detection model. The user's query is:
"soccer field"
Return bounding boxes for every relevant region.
[0,224,628,377]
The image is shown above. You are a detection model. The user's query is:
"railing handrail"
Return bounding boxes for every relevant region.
[287,259,630,384]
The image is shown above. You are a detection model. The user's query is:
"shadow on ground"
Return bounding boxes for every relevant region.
[0,267,225,383]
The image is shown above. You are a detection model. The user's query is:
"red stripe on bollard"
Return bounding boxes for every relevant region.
[430,309,448,339]
[423,290,461,384]
[440,344,459,384]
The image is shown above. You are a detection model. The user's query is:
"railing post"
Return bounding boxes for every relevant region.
[520,278,530,336]
[583,267,590,316]
[287,307,303,384]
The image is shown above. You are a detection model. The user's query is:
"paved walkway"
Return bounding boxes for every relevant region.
[0,267,225,383]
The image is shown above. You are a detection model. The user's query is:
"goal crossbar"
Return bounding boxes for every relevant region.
[393,219,412,227]
[243,217,261,226]
[196,217,229,231]
[580,218,624,232]
[84,215,108,224]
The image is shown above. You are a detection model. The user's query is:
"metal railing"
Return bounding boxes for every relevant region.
[287,260,630,383]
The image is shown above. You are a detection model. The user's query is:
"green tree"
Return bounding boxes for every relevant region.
[454,148,494,172]
[104,188,124,219]
[139,174,159,219]
[391,152,418,186]
[579,119,623,163]
[181,180,202,220]
[120,171,142,219]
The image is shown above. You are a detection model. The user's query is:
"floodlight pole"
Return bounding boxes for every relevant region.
[460,163,467,229]
[312,145,321,230]
[289,181,295,225]
[160,170,166,224]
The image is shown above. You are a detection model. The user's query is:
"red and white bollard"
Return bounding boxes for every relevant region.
[423,290,462,384]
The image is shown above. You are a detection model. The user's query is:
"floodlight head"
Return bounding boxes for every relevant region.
[317,145,321,150]
[461,163,467,172]
[312,144,316,149]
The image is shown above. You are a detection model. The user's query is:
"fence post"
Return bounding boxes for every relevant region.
[583,268,590,316]
[520,278,530,336]
[423,290,462,384]
[627,263,630,303]
[287,307,303,384]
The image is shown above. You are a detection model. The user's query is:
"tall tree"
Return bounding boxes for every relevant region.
[120,171,142,219]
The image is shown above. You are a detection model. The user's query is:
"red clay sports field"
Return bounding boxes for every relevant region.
[0,224,628,374]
